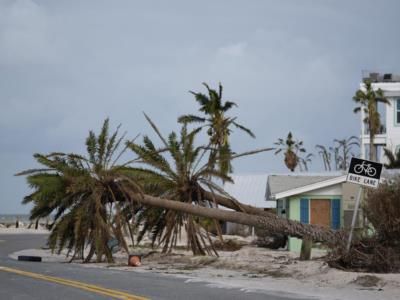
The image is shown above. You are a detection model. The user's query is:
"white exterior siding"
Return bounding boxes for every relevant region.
[297,184,342,197]
[360,81,400,162]
[385,95,400,156]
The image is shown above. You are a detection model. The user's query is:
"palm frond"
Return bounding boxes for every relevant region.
[18,119,136,263]
[143,112,169,148]
[178,115,206,124]
[231,121,255,138]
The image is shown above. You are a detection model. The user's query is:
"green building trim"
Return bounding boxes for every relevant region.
[287,194,343,252]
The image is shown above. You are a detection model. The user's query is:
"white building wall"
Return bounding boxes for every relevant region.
[384,87,400,156]
[298,184,342,196]
[360,81,400,163]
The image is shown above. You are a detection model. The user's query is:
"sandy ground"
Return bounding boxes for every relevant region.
[6,233,400,300]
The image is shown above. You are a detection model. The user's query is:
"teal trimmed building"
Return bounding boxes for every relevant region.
[266,174,359,252]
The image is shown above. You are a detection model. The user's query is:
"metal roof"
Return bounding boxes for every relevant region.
[272,175,347,199]
[223,173,273,208]
[266,172,344,199]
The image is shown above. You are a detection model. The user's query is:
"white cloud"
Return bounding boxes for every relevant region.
[217,42,247,57]
[0,0,57,65]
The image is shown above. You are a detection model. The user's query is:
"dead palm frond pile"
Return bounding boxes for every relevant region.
[328,177,400,273]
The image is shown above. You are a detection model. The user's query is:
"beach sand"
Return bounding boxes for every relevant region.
[0,226,49,235]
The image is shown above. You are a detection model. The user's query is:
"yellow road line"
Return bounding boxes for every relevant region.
[0,266,149,300]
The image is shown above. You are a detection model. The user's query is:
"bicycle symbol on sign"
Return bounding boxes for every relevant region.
[354,161,377,177]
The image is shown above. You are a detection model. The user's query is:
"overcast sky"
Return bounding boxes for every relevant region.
[1,0,400,213]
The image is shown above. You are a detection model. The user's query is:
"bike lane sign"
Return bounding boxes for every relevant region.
[346,157,383,189]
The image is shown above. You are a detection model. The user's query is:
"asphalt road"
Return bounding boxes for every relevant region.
[0,234,314,300]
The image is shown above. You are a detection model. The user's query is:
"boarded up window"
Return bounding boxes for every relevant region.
[310,199,331,228]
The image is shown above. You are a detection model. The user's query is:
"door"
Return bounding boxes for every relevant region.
[310,199,331,228]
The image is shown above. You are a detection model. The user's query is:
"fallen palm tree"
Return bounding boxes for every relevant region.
[127,190,341,244]
[17,118,340,262]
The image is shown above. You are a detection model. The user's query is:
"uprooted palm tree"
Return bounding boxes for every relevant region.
[127,115,272,255]
[383,148,400,169]
[125,189,342,247]
[274,132,306,172]
[353,79,389,162]
[19,119,342,262]
[178,83,255,175]
[16,119,140,263]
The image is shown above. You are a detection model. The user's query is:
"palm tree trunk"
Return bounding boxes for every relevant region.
[300,238,312,260]
[342,145,347,170]
[128,192,340,245]
[201,189,271,217]
[203,189,326,259]
[322,157,327,171]
[324,152,331,171]
[369,121,376,162]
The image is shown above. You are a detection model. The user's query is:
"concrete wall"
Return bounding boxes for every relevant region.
[342,182,365,228]
[288,198,301,251]
[342,182,360,210]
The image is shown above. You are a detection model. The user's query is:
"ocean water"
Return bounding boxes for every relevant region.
[0,214,33,224]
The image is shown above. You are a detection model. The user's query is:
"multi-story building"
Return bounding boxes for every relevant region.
[359,73,400,163]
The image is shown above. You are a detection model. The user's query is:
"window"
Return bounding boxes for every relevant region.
[397,99,400,125]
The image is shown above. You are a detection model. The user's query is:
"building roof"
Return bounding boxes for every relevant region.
[363,72,400,83]
[266,172,345,200]
[223,169,400,206]
[361,81,400,97]
[223,173,273,208]
[272,175,348,200]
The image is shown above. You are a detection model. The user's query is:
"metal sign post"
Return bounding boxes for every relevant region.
[346,186,362,252]
[345,157,383,252]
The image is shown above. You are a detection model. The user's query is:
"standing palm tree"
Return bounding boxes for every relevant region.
[329,146,341,170]
[353,79,389,162]
[178,83,255,175]
[298,153,314,172]
[333,136,359,170]
[274,132,306,172]
[383,148,400,169]
[17,119,140,263]
[315,145,332,171]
